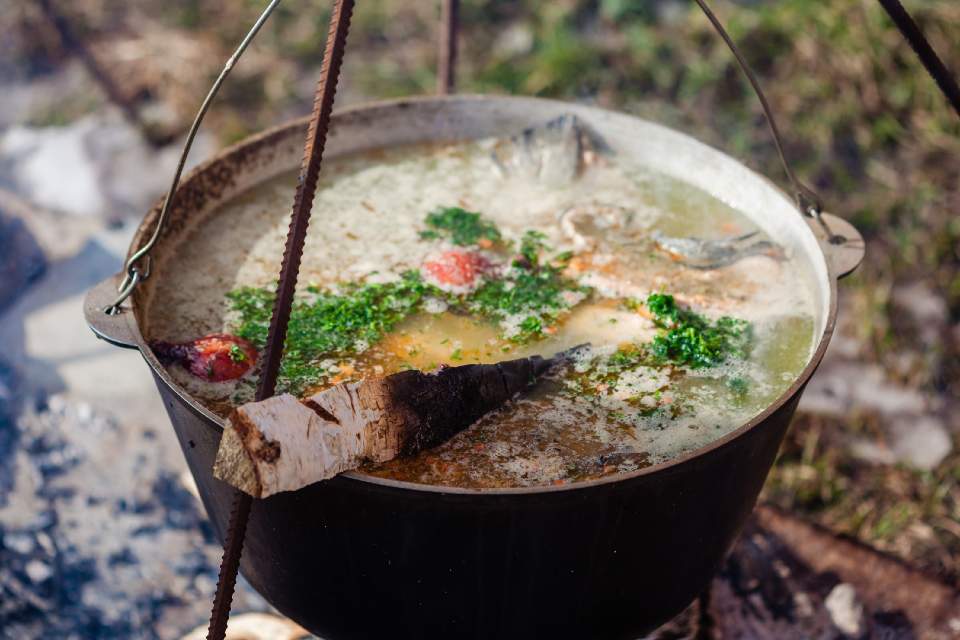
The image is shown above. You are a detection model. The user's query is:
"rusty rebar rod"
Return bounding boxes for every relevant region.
[437,0,459,94]
[205,1,355,638]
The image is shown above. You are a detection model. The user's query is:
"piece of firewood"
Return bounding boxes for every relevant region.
[213,353,562,498]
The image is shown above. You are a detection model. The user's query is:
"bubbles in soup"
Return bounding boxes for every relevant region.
[146,121,818,488]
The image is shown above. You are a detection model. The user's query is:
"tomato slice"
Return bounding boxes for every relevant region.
[152,333,258,382]
[423,250,492,288]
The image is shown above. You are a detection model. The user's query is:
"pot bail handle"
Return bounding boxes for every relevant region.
[695,1,877,258]
[102,0,284,316]
[690,0,830,228]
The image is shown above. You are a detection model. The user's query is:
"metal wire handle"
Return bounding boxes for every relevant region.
[102,0,960,316]
[695,0,959,240]
[690,0,830,226]
[103,0,283,315]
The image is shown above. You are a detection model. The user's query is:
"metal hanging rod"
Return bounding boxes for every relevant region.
[877,0,960,119]
[438,0,460,94]
[205,0,356,638]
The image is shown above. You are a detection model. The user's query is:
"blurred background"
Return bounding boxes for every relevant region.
[1,0,958,637]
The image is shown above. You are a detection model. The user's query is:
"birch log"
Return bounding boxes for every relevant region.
[213,354,558,498]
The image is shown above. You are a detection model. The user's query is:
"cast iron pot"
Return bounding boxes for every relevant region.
[85,95,863,639]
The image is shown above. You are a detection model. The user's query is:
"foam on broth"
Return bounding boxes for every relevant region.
[146,135,818,488]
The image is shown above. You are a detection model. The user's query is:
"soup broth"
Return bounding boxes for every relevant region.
[146,123,817,488]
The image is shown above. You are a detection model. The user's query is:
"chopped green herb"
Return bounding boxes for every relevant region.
[645,293,751,368]
[421,206,502,247]
[450,348,463,361]
[728,376,749,398]
[551,250,574,267]
[646,292,681,323]
[518,316,543,337]
[517,230,548,267]
[561,292,751,426]
[227,270,441,395]
[228,344,247,362]
[466,233,590,343]
[226,286,274,346]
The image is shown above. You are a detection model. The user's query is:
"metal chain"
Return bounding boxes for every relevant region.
[103,0,283,315]
[205,1,355,638]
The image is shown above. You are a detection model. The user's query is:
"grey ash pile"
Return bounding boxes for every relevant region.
[0,190,267,639]
[0,396,249,638]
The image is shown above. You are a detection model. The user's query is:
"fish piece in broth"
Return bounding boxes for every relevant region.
[557,200,784,271]
[490,114,606,185]
[559,203,636,251]
[652,230,783,270]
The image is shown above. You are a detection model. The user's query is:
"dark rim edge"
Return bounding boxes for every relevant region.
[129,94,842,496]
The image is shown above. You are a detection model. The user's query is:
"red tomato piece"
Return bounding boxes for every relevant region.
[422,251,491,288]
[152,333,257,382]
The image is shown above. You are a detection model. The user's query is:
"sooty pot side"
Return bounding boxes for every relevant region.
[85,96,863,640]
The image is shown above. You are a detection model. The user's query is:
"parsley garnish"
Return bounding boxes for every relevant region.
[466,233,590,343]
[420,206,502,247]
[227,271,440,395]
[228,344,247,362]
[563,294,753,425]
[645,293,751,368]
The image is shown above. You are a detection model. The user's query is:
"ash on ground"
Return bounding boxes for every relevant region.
[0,112,269,640]
[0,396,271,638]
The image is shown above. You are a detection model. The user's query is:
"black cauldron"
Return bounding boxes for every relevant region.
[86,96,863,639]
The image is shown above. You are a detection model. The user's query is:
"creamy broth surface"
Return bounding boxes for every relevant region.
[147,132,818,488]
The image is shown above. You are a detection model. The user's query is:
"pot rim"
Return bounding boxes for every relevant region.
[125,94,843,496]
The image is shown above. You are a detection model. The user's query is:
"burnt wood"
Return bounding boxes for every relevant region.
[213,354,559,498]
[648,505,960,639]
